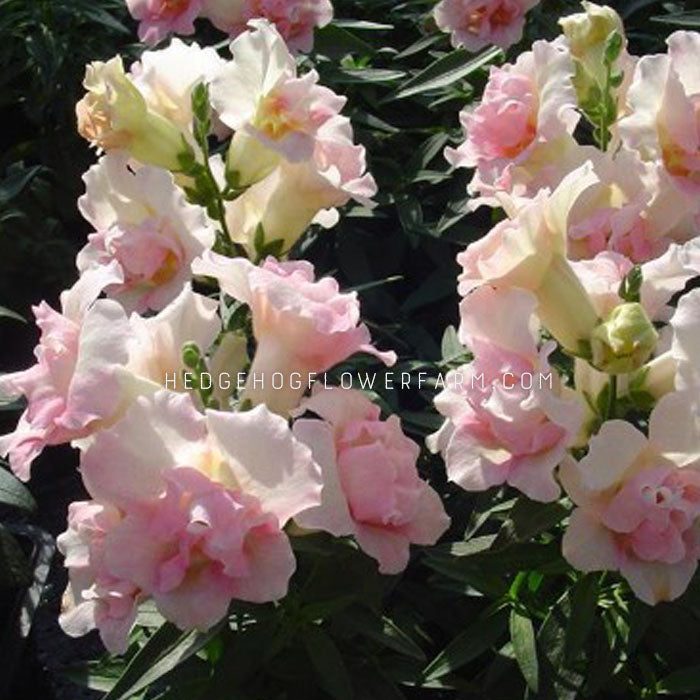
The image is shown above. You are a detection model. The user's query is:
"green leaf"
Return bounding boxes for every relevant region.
[406,132,450,180]
[537,590,586,699]
[425,541,564,579]
[332,20,393,30]
[303,625,354,700]
[0,523,31,587]
[0,305,26,323]
[440,326,465,364]
[80,7,130,34]
[204,616,283,693]
[191,82,211,133]
[384,46,501,102]
[422,608,508,681]
[332,68,406,84]
[346,275,403,294]
[658,665,700,694]
[395,34,444,60]
[564,574,599,665]
[618,264,643,303]
[0,165,45,205]
[315,24,374,56]
[510,609,539,693]
[336,608,426,661]
[63,658,130,693]
[650,10,700,28]
[604,31,623,65]
[0,466,36,511]
[497,497,569,544]
[103,621,223,700]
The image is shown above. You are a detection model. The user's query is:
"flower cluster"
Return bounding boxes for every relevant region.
[430,2,700,605]
[126,0,333,51]
[4,0,700,666]
[0,17,449,653]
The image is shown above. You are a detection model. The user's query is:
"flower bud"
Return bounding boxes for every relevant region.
[181,342,202,370]
[559,3,626,103]
[591,302,659,374]
[560,3,623,59]
[76,57,189,172]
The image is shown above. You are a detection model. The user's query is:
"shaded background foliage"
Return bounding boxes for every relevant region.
[3,1,700,699]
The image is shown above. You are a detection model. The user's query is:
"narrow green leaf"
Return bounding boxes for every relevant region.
[104,621,223,700]
[658,665,700,694]
[0,523,31,587]
[0,466,36,511]
[0,165,45,205]
[440,326,464,364]
[498,497,569,544]
[332,20,393,30]
[650,10,700,27]
[564,574,599,664]
[303,625,354,700]
[332,68,406,84]
[384,46,501,102]
[423,609,508,681]
[337,608,426,661]
[510,610,539,693]
[395,34,444,60]
[0,305,26,323]
[315,24,374,55]
[425,541,564,579]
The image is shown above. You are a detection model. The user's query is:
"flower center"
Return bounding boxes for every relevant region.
[659,96,700,183]
[76,94,131,151]
[158,0,192,19]
[255,94,301,140]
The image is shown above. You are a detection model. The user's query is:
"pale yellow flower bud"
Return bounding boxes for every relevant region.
[76,56,189,172]
[559,2,626,104]
[591,302,659,374]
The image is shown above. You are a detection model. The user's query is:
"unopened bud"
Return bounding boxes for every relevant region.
[591,302,659,374]
[182,342,201,370]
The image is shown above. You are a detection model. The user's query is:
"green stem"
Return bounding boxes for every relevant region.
[605,374,617,420]
[599,67,611,151]
[193,122,246,258]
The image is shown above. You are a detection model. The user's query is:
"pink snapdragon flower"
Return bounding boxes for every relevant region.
[292,387,449,573]
[203,0,333,53]
[125,282,221,395]
[0,280,223,479]
[103,467,295,630]
[210,19,348,187]
[57,502,140,654]
[126,0,203,45]
[58,390,321,644]
[567,151,700,263]
[620,31,700,190]
[0,267,131,479]
[570,238,700,321]
[428,286,583,502]
[129,38,227,138]
[456,163,601,355]
[445,39,583,208]
[191,253,396,414]
[434,0,540,52]
[562,391,700,604]
[223,116,377,252]
[77,154,215,314]
[619,31,700,203]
